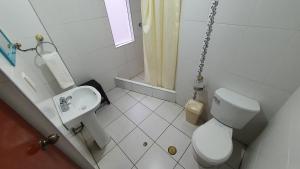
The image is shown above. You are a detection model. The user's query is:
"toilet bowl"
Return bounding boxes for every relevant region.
[191,88,260,168]
[192,118,233,167]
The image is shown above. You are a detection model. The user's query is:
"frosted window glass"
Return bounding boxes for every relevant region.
[104,0,135,47]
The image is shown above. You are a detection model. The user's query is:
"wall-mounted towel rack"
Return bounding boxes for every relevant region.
[14,34,58,57]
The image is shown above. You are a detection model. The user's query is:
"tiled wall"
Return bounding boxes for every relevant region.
[0,70,95,169]
[0,0,62,104]
[29,0,144,91]
[241,86,300,169]
[0,1,95,168]
[176,0,300,121]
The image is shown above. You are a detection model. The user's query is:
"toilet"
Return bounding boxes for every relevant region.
[192,88,260,168]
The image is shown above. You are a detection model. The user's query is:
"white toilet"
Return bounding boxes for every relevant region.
[192,88,260,168]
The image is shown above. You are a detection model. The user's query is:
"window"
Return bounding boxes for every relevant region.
[104,0,135,47]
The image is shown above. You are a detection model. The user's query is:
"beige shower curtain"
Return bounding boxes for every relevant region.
[141,0,181,90]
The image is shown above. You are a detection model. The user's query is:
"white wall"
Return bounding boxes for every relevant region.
[0,71,94,169]
[176,0,300,121]
[0,1,94,168]
[29,0,144,91]
[241,86,300,169]
[0,0,62,104]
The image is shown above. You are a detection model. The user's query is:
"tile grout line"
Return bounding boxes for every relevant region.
[169,109,198,139]
[121,94,168,165]
[110,103,139,143]
[139,97,165,111]
[79,132,101,169]
[151,107,195,140]
[105,91,157,142]
[107,89,234,169]
[133,141,157,168]
[78,89,128,168]
[171,123,193,139]
[130,101,184,166]
[175,142,192,169]
[107,93,157,167]
[96,106,123,128]
[94,91,141,166]
[90,89,167,167]
[173,163,185,169]
[152,107,183,125]
[116,144,137,168]
[98,89,193,168]
[153,104,193,165]
[154,109,190,163]
[120,91,190,166]
[121,93,173,166]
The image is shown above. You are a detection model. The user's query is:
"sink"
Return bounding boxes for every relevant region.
[53,86,110,148]
[72,87,99,112]
[53,86,100,127]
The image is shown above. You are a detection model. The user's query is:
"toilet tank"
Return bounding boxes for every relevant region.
[211,88,260,129]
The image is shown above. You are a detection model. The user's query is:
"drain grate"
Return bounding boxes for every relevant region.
[143,142,148,147]
[168,146,177,155]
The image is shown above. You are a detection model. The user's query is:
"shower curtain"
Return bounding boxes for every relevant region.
[141,0,181,90]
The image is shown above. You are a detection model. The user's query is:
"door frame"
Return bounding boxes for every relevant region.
[0,70,94,169]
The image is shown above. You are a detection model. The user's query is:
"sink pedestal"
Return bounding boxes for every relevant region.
[53,86,111,149]
[82,112,111,149]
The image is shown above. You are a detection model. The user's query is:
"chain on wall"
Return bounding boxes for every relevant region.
[193,0,219,100]
[197,0,219,79]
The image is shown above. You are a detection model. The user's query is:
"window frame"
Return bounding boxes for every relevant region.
[104,0,135,48]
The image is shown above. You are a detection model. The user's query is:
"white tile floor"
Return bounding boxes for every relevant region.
[93,87,241,169]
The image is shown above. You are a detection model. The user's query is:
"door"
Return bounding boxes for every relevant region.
[0,99,81,169]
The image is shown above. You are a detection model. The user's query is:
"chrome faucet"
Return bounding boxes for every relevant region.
[59,96,72,112]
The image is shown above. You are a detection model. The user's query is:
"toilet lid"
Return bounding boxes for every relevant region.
[192,119,233,165]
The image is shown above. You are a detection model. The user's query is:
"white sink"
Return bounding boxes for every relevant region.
[53,86,110,148]
[53,86,101,127]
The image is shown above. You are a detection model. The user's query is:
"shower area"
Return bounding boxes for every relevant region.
[24,0,181,102]
[115,0,181,101]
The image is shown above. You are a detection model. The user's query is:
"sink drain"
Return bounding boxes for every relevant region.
[168,146,177,155]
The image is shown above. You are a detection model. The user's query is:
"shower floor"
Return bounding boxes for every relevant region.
[131,72,145,84]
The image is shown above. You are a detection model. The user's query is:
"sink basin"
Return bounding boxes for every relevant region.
[53,86,110,148]
[53,86,101,127]
[72,87,99,112]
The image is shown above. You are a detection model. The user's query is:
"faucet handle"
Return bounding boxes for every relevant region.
[66,96,72,105]
[59,97,65,104]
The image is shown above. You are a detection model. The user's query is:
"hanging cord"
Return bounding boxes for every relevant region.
[193,0,219,99]
[14,41,58,57]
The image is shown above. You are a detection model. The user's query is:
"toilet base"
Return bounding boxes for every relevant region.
[192,146,215,168]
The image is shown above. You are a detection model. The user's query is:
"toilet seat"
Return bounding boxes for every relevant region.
[192,118,233,166]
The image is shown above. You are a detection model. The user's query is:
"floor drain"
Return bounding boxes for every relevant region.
[168,146,177,155]
[143,142,148,147]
